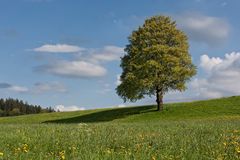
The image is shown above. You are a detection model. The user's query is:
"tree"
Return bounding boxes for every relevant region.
[0,98,54,117]
[116,16,196,111]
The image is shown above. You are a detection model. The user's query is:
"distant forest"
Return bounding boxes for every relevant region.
[0,98,55,117]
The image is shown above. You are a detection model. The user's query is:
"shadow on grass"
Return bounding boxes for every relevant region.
[44,105,156,123]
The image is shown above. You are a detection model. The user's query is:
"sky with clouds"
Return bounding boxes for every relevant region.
[0,0,239,111]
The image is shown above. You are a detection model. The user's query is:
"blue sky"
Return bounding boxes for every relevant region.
[1,0,240,111]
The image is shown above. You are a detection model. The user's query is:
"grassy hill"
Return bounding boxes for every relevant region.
[0,96,239,124]
[0,96,240,159]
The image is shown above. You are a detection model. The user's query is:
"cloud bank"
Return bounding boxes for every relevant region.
[33,82,67,93]
[90,45,125,62]
[33,44,124,79]
[33,44,85,53]
[176,13,230,47]
[0,83,29,93]
[191,52,240,98]
[54,105,85,112]
[0,82,67,94]
[36,60,107,78]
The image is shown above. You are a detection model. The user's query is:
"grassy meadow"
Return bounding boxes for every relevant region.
[0,96,240,159]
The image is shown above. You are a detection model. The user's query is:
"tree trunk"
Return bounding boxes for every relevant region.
[156,88,163,111]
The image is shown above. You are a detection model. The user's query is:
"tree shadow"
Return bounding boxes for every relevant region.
[44,105,156,124]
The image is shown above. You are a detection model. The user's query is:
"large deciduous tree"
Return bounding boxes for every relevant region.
[116,16,196,111]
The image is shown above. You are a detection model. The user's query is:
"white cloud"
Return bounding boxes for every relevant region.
[33,44,85,53]
[33,82,67,93]
[9,85,29,93]
[190,78,223,98]
[200,54,223,72]
[176,13,230,46]
[191,52,240,98]
[116,104,126,108]
[0,81,68,94]
[54,105,85,112]
[36,60,107,78]
[0,82,29,93]
[90,46,124,62]
[33,45,123,79]
[115,74,122,85]
[32,44,124,62]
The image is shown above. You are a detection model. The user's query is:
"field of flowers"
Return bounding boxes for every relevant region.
[0,96,240,159]
[0,120,240,160]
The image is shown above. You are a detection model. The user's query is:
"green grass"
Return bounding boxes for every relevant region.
[0,96,240,159]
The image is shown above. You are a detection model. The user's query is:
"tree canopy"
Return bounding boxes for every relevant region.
[116,15,196,111]
[0,98,54,117]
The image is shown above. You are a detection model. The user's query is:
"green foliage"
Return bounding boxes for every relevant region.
[0,98,54,117]
[116,16,196,103]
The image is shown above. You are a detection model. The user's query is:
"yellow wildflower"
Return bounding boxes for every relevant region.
[0,152,3,156]
[61,155,65,160]
[14,147,21,154]
[59,150,65,160]
[22,144,29,153]
[236,147,240,154]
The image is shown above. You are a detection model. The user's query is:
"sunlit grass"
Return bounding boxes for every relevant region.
[0,121,240,159]
[0,96,240,159]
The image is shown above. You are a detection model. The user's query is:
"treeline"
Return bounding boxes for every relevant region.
[0,98,55,117]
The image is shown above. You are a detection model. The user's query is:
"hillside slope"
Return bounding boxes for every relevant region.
[0,96,239,124]
[0,96,240,159]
